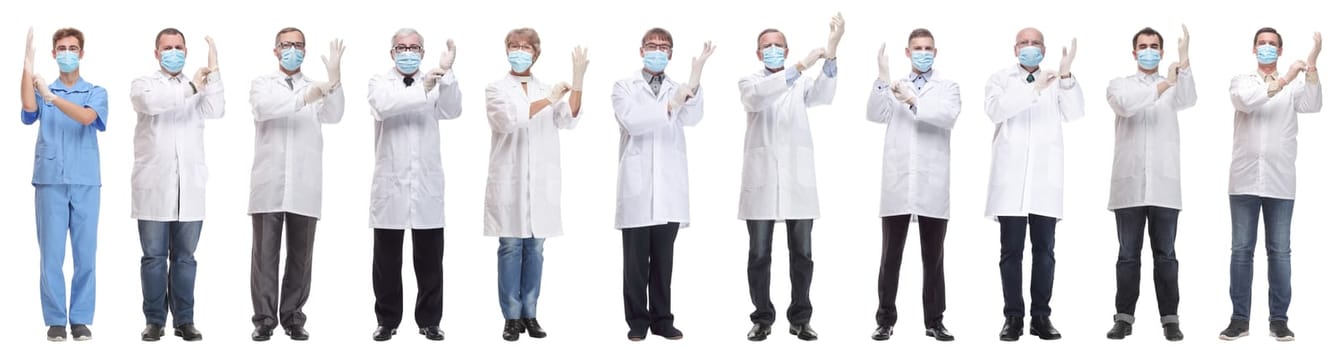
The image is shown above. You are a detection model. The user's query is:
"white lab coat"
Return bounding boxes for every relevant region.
[983,65,1084,220]
[483,74,581,238]
[1228,70,1323,199]
[1106,68,1196,210]
[612,71,704,229]
[248,71,345,219]
[129,70,225,222]
[366,68,463,229]
[736,67,837,220]
[865,71,961,220]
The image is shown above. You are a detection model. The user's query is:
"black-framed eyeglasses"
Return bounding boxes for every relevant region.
[393,44,424,53]
[277,41,305,50]
[642,43,671,52]
[56,45,81,53]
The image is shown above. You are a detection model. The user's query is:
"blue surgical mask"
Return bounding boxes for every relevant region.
[1136,48,1161,70]
[396,51,421,75]
[1256,45,1278,64]
[160,49,186,74]
[911,50,935,73]
[508,50,533,73]
[280,47,304,71]
[643,50,669,73]
[1017,46,1043,67]
[56,51,80,73]
[761,46,785,69]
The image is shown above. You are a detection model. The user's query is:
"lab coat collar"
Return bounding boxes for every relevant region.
[383,67,424,81]
[506,73,533,85]
[634,70,672,97]
[154,69,189,82]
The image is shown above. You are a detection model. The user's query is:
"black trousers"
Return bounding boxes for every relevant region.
[998,215,1057,317]
[250,212,317,330]
[1114,206,1180,320]
[622,223,679,332]
[746,219,814,326]
[875,215,947,328]
[373,228,444,329]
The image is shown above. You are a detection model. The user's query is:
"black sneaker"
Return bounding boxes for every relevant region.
[47,326,67,342]
[1162,322,1184,341]
[1269,320,1295,341]
[70,324,92,341]
[1218,319,1249,340]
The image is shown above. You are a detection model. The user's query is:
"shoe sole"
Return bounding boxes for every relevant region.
[48,336,66,342]
[173,330,202,341]
[73,335,91,341]
[1274,335,1295,342]
[788,329,817,341]
[1219,331,1248,340]
[1107,329,1131,340]
[925,332,955,341]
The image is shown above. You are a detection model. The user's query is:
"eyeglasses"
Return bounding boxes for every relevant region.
[393,44,423,53]
[277,41,305,50]
[759,42,786,50]
[1015,40,1043,48]
[56,45,81,53]
[642,43,672,52]
[507,43,534,51]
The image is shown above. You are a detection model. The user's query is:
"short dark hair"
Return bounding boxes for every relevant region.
[756,28,786,49]
[155,28,185,48]
[1131,27,1163,49]
[274,27,305,46]
[1254,27,1282,48]
[52,28,84,49]
[642,28,673,48]
[908,28,934,45]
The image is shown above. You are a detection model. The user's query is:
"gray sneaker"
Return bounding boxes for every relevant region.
[70,324,92,341]
[47,326,67,342]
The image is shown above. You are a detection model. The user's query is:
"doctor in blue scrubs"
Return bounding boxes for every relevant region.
[19,27,109,342]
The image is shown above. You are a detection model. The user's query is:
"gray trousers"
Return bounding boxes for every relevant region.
[250,212,317,329]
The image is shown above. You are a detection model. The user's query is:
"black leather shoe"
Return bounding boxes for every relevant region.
[419,326,444,341]
[652,325,683,340]
[141,324,164,342]
[522,318,547,338]
[747,323,771,341]
[871,325,892,341]
[284,326,309,341]
[372,326,396,341]
[502,320,522,342]
[627,327,647,341]
[1107,320,1132,340]
[788,323,818,341]
[1029,316,1062,340]
[926,323,955,341]
[1163,322,1184,341]
[251,326,273,341]
[999,316,1023,341]
[174,323,203,341]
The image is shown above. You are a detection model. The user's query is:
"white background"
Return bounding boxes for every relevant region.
[0,0,1337,348]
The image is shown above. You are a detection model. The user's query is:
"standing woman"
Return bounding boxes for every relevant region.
[483,27,588,342]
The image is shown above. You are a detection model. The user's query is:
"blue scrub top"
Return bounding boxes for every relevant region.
[20,77,109,186]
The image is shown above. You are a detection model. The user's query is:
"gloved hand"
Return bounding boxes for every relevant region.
[321,39,345,86]
[205,35,219,71]
[423,67,446,92]
[1033,70,1059,93]
[304,82,331,104]
[668,86,693,112]
[571,46,588,91]
[876,42,891,84]
[24,27,35,75]
[193,67,212,92]
[798,48,826,70]
[1165,62,1179,85]
[1058,37,1077,78]
[1308,32,1321,68]
[892,81,916,105]
[825,12,845,59]
[440,39,456,70]
[547,81,571,104]
[1177,24,1189,69]
[32,74,56,101]
[686,41,715,90]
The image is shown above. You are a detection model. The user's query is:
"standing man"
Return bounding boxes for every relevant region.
[865,28,960,342]
[1220,28,1322,342]
[129,28,224,342]
[1103,25,1195,342]
[21,26,109,342]
[984,27,1083,342]
[366,28,462,342]
[737,13,842,342]
[612,27,714,342]
[247,27,345,342]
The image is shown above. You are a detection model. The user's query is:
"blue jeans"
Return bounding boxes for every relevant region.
[138,220,202,327]
[498,238,545,319]
[1229,195,1293,321]
[36,184,99,327]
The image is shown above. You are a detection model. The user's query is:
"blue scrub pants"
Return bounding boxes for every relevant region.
[35,184,99,326]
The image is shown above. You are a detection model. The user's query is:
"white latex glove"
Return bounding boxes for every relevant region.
[825,12,845,59]
[440,39,456,70]
[205,35,219,71]
[876,43,890,84]
[24,27,35,74]
[571,46,588,91]
[193,67,212,92]
[668,86,693,112]
[798,48,826,70]
[1033,70,1059,93]
[303,81,332,104]
[1059,37,1077,77]
[892,82,916,105]
[32,74,56,101]
[1165,62,1179,85]
[1308,32,1321,68]
[686,41,715,90]
[1177,24,1189,69]
[1286,60,1308,82]
[423,68,446,92]
[547,81,571,104]
[322,39,345,86]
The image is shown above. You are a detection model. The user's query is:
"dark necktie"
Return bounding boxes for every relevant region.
[285,77,294,90]
[1026,73,1035,83]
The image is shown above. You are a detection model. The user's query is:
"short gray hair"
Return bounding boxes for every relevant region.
[391,28,423,47]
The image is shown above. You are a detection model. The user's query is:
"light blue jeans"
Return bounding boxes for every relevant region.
[498,238,545,319]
